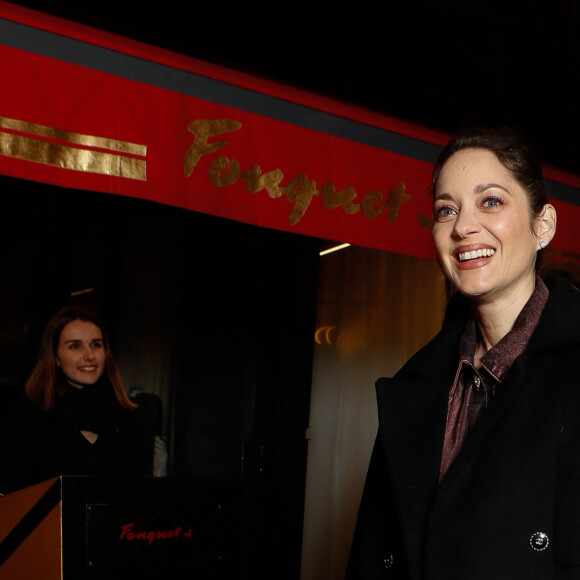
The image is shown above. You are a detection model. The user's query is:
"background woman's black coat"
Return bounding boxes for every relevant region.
[347,276,580,580]
[0,378,155,494]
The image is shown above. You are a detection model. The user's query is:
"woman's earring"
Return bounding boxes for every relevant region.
[539,240,547,250]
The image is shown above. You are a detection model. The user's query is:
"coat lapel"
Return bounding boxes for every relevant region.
[376,332,458,577]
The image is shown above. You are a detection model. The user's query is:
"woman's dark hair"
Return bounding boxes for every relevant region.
[432,126,548,217]
[25,305,136,411]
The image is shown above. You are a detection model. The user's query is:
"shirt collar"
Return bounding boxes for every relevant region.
[458,278,549,382]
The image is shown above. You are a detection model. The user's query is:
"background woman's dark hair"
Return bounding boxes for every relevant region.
[432,126,548,217]
[25,305,136,411]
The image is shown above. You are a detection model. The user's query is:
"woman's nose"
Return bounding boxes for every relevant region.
[452,208,480,238]
[83,347,95,361]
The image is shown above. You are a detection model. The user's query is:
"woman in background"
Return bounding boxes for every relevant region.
[347,127,580,579]
[0,305,154,494]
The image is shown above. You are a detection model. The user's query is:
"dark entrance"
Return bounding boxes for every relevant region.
[0,174,319,578]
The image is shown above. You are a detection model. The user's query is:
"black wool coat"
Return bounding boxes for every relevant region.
[347,276,580,580]
[0,379,155,495]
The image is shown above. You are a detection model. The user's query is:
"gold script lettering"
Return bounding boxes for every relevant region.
[239,165,284,198]
[282,174,318,225]
[360,190,385,219]
[416,186,435,229]
[184,119,412,225]
[184,119,242,177]
[320,182,360,214]
[385,182,412,222]
[359,183,411,221]
[209,156,240,187]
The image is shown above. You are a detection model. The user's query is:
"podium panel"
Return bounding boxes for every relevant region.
[0,476,241,579]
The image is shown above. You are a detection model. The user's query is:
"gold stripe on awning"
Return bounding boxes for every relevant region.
[0,116,146,180]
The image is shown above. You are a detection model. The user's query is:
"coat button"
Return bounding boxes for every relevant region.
[383,552,394,569]
[530,531,549,552]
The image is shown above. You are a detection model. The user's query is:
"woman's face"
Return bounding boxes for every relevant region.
[432,148,546,305]
[55,319,106,388]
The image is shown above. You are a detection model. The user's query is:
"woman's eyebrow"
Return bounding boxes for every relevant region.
[434,183,512,202]
[474,182,511,195]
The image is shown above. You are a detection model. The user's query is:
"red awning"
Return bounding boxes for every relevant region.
[1,1,579,263]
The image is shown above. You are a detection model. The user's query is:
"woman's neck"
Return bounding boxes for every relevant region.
[471,281,536,352]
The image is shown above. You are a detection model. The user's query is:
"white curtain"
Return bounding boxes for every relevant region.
[301,246,447,580]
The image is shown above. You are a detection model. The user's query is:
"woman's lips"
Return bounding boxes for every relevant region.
[453,245,496,270]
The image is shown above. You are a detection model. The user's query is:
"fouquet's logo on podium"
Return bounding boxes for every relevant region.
[119,522,194,545]
[86,501,225,568]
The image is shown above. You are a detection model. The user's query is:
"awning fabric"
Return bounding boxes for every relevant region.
[1,2,579,262]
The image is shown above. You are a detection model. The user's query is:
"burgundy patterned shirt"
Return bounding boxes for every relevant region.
[439,279,549,481]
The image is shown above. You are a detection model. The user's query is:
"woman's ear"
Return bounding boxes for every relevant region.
[55,357,60,367]
[535,203,557,247]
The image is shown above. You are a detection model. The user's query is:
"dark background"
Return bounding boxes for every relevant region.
[0,174,319,579]
[11,0,580,174]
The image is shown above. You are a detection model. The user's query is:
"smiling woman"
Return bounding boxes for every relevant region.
[432,147,556,323]
[55,319,106,388]
[347,127,580,579]
[0,306,155,494]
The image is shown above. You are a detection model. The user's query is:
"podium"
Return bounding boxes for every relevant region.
[0,476,241,579]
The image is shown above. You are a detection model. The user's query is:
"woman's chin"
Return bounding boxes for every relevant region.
[65,373,104,389]
[452,280,493,299]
